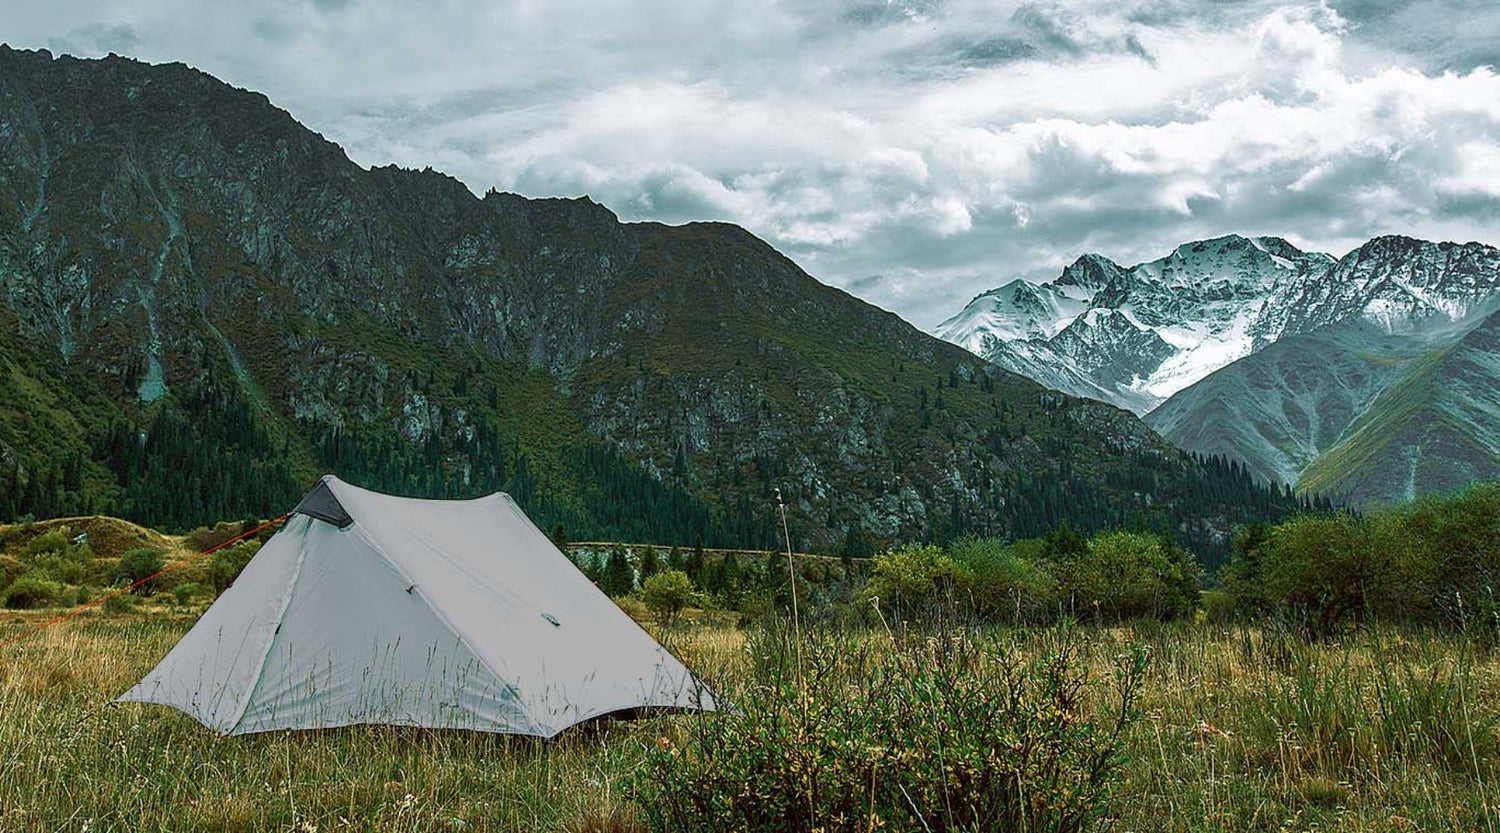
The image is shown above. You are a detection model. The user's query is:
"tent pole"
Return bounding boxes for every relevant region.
[775,487,803,687]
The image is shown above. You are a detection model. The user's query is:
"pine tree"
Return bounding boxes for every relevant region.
[638,545,661,584]
[602,546,634,597]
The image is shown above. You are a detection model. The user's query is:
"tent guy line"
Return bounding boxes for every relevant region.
[0,512,293,652]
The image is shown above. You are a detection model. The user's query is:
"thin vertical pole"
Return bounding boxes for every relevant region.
[776,487,803,686]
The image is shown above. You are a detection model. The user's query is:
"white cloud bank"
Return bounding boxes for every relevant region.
[9,0,1500,326]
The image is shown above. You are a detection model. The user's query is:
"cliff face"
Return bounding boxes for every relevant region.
[0,48,1291,551]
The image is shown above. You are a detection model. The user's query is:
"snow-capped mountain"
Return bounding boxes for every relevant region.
[1253,236,1500,340]
[937,235,1335,414]
[939,231,1500,504]
[1145,236,1500,504]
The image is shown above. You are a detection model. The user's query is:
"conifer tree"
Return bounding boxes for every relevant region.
[602,545,634,597]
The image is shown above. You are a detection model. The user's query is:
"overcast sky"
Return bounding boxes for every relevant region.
[7,1,1500,327]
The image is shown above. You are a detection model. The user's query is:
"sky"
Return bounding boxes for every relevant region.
[7,0,1500,328]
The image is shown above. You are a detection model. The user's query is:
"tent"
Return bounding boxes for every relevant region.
[118,475,716,736]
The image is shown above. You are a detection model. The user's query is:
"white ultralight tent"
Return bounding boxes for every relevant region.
[118,475,717,736]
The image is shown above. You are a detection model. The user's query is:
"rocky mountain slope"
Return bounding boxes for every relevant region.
[1150,309,1500,505]
[1144,237,1500,504]
[0,47,1298,555]
[938,235,1335,414]
[941,227,1500,506]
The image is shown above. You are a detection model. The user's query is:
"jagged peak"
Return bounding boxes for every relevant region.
[1056,253,1123,290]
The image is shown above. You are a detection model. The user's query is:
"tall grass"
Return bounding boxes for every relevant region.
[0,611,1497,831]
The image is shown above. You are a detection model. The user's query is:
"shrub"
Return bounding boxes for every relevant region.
[3,575,63,609]
[103,589,137,614]
[0,554,25,589]
[1259,513,1377,636]
[22,530,71,559]
[947,536,1057,623]
[863,544,967,621]
[187,522,250,552]
[641,569,695,625]
[208,540,261,593]
[172,582,201,606]
[18,528,93,585]
[116,548,166,594]
[633,628,1147,832]
[1061,531,1199,622]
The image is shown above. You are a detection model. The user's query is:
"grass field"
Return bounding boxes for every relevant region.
[1,608,1498,832]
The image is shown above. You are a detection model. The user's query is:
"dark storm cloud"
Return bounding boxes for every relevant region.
[5,0,1499,328]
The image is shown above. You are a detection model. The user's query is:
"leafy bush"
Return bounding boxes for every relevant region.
[0,554,25,589]
[1060,531,1199,622]
[17,528,94,585]
[23,530,73,559]
[633,629,1147,832]
[862,544,967,620]
[947,536,1057,623]
[208,540,261,593]
[116,548,166,594]
[171,582,201,606]
[1225,484,1500,632]
[186,522,251,552]
[103,589,137,613]
[640,569,695,625]
[3,575,63,609]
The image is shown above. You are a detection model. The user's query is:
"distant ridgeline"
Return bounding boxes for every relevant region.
[0,47,1307,564]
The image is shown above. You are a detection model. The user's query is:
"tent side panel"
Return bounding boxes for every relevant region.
[329,481,717,736]
[115,516,317,733]
[231,520,537,735]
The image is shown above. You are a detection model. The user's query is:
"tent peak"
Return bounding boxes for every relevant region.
[293,478,354,528]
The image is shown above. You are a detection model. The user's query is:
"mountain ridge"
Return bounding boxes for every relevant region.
[940,231,1500,506]
[936,233,1338,414]
[0,46,1298,558]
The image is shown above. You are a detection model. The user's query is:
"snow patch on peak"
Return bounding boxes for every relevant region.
[937,233,1342,414]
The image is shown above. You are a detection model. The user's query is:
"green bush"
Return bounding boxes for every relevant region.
[0,554,25,589]
[208,540,261,593]
[22,530,71,559]
[863,544,967,620]
[1224,484,1500,631]
[3,575,63,609]
[633,629,1147,832]
[641,569,695,625]
[1258,513,1378,636]
[1060,531,1199,622]
[17,528,94,585]
[103,589,137,614]
[116,548,166,594]
[171,582,201,606]
[947,536,1057,623]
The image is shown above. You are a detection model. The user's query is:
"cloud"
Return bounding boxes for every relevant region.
[5,0,1499,328]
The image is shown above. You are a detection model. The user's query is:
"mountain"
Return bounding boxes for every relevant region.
[937,235,1335,414]
[1146,237,1500,505]
[0,47,1298,556]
